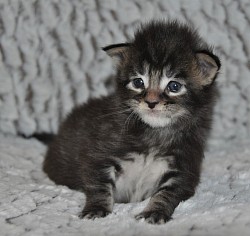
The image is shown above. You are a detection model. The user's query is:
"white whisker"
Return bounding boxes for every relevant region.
[122,111,136,133]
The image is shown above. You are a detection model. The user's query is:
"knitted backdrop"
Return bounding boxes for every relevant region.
[0,0,249,145]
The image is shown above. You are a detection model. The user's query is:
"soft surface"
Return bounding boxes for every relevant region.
[0,134,250,236]
[0,0,250,145]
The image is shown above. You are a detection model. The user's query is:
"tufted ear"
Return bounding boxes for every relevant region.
[195,51,221,86]
[102,43,131,67]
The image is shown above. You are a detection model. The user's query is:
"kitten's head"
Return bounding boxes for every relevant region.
[103,21,221,128]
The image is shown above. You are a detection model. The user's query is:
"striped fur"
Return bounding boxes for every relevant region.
[43,20,220,224]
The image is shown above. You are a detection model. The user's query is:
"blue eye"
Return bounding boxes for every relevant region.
[132,78,144,89]
[167,81,182,93]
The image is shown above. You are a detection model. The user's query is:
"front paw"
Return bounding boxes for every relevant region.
[79,209,110,220]
[135,211,171,224]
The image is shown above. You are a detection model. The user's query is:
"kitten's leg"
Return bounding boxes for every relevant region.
[135,171,199,224]
[79,183,114,219]
[79,161,118,220]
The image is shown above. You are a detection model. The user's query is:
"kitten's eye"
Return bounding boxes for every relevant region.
[167,81,182,93]
[132,78,144,89]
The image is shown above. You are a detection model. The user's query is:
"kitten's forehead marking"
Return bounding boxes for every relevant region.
[143,63,160,89]
[149,71,161,89]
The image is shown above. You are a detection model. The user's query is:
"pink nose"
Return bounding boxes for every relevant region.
[144,90,160,109]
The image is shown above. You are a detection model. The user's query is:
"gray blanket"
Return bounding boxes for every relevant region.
[1,134,249,236]
[0,0,250,145]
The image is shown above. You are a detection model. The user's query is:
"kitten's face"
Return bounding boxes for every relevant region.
[125,64,189,128]
[103,22,220,128]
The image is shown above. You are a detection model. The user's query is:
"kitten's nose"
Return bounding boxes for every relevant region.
[145,101,159,109]
[145,90,160,109]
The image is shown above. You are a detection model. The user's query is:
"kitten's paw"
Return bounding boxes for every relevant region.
[135,211,171,224]
[79,209,110,220]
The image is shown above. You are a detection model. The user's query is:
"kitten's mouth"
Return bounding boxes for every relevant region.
[144,109,163,116]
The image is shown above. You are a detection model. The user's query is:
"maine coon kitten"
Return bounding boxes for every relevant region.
[43,20,221,224]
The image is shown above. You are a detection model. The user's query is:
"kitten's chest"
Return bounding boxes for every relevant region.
[114,150,170,203]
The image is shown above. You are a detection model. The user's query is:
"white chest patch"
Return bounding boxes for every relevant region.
[113,151,170,203]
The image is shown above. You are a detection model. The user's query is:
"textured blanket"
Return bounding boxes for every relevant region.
[0,0,250,145]
[0,134,249,236]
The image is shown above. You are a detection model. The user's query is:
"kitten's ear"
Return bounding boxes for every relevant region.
[195,51,221,86]
[102,43,131,67]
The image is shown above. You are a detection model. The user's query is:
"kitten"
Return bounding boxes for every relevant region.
[43,20,221,224]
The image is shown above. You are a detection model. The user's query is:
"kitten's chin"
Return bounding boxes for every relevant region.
[139,111,171,128]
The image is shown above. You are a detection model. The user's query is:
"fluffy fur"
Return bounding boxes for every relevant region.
[43,20,221,224]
